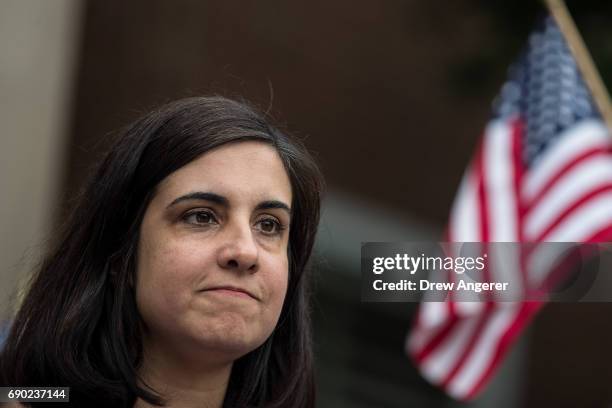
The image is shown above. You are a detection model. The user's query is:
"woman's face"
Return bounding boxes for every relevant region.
[135,141,292,365]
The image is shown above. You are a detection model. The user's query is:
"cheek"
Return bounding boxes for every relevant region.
[135,236,210,320]
[262,255,290,324]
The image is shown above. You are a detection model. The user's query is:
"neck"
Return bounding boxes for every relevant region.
[134,339,233,408]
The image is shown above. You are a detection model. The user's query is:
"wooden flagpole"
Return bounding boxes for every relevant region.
[543,0,612,133]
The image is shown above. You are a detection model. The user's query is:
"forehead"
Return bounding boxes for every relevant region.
[155,141,292,204]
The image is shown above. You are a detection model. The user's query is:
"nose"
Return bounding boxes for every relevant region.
[217,221,259,273]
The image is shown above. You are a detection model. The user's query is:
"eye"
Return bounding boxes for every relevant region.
[255,217,284,236]
[182,209,218,226]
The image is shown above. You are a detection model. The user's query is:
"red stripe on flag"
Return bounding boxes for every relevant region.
[476,141,489,242]
[410,226,457,363]
[511,119,531,294]
[584,223,612,243]
[463,302,542,400]
[438,132,495,389]
[438,303,494,389]
[533,184,612,242]
[525,147,612,210]
[412,304,458,364]
[512,118,526,239]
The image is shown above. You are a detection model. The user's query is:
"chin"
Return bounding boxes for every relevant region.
[189,321,272,359]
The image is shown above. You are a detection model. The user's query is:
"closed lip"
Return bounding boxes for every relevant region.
[200,285,259,300]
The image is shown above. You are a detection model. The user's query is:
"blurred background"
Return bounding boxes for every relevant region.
[1,0,612,406]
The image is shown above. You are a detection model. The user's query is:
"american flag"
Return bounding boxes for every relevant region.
[406,16,612,400]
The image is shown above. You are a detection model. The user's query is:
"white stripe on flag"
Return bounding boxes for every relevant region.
[483,120,518,242]
[489,244,523,301]
[522,119,610,201]
[449,170,480,242]
[420,314,481,384]
[524,157,612,239]
[407,302,448,353]
[446,304,520,398]
[543,192,612,242]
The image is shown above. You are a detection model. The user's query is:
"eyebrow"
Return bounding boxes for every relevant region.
[167,192,228,208]
[166,191,291,215]
[255,200,292,215]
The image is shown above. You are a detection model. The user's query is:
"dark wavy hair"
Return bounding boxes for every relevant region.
[0,96,323,407]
